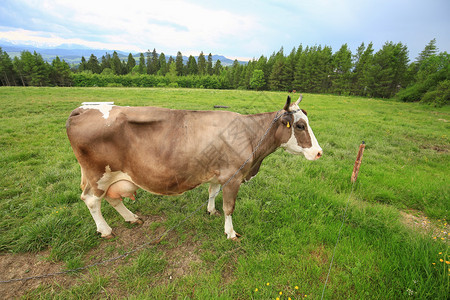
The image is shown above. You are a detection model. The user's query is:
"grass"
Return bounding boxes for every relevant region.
[0,87,449,299]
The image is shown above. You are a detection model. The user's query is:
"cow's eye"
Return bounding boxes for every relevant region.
[296,124,306,130]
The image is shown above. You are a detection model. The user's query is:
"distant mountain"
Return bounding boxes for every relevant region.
[0,43,247,66]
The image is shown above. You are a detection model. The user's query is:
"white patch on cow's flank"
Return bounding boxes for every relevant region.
[81,103,115,119]
[97,165,134,195]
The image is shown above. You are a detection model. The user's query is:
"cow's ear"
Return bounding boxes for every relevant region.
[281,114,293,127]
[283,96,291,111]
[301,109,307,116]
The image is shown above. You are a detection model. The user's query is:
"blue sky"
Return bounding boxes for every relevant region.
[0,0,448,61]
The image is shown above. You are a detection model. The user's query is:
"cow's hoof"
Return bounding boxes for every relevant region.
[99,232,115,239]
[130,218,144,225]
[225,232,242,241]
[207,209,221,216]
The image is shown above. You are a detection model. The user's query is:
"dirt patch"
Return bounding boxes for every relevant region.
[0,250,69,299]
[163,239,203,283]
[401,210,431,231]
[400,210,449,243]
[85,214,167,263]
[309,244,329,266]
[0,213,205,299]
[420,144,449,153]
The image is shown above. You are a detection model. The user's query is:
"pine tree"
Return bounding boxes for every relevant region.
[255,55,268,90]
[148,48,159,75]
[0,47,16,86]
[13,56,26,86]
[352,42,374,96]
[230,60,242,88]
[331,44,352,95]
[366,42,409,98]
[281,47,296,91]
[213,59,223,75]
[111,51,122,75]
[407,38,440,86]
[101,53,111,71]
[250,69,265,90]
[207,53,213,75]
[146,50,152,74]
[166,61,177,83]
[416,38,438,65]
[293,46,309,91]
[158,53,167,75]
[167,56,175,66]
[121,60,127,75]
[297,45,332,93]
[186,55,198,75]
[240,59,256,89]
[79,56,87,72]
[138,53,145,74]
[269,58,285,91]
[176,51,184,76]
[29,51,50,86]
[318,46,333,92]
[198,52,206,76]
[87,54,101,74]
[295,44,303,62]
[126,53,136,73]
[51,56,71,86]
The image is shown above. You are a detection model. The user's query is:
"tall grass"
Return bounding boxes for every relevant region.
[0,87,448,298]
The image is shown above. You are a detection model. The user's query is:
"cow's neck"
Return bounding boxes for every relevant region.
[243,111,283,162]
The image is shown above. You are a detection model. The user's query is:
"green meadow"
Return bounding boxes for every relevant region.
[0,87,448,299]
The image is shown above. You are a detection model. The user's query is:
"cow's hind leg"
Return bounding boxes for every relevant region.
[105,197,143,225]
[222,181,241,240]
[207,183,221,216]
[82,193,114,238]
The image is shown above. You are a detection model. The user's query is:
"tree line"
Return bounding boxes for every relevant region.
[0,39,448,105]
[0,49,71,87]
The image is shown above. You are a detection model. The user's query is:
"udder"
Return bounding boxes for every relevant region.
[106,180,139,200]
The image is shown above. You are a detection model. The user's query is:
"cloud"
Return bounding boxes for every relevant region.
[0,27,137,50]
[0,0,448,59]
[0,0,260,55]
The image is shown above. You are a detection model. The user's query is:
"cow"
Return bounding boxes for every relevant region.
[66,95,322,240]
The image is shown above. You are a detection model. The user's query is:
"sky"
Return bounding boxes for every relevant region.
[0,0,449,61]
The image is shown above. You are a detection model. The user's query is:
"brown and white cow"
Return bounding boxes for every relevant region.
[66,95,322,240]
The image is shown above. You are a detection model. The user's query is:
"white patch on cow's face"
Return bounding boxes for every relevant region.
[81,103,115,119]
[280,106,322,161]
[97,165,133,195]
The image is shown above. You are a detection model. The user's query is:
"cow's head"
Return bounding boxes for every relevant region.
[279,95,323,160]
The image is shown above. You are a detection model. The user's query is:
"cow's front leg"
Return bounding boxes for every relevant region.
[222,181,242,240]
[83,194,113,238]
[207,183,221,216]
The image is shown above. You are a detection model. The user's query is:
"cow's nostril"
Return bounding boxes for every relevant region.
[316,151,323,159]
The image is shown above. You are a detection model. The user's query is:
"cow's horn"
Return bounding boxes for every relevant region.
[295,94,303,106]
[283,96,291,111]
